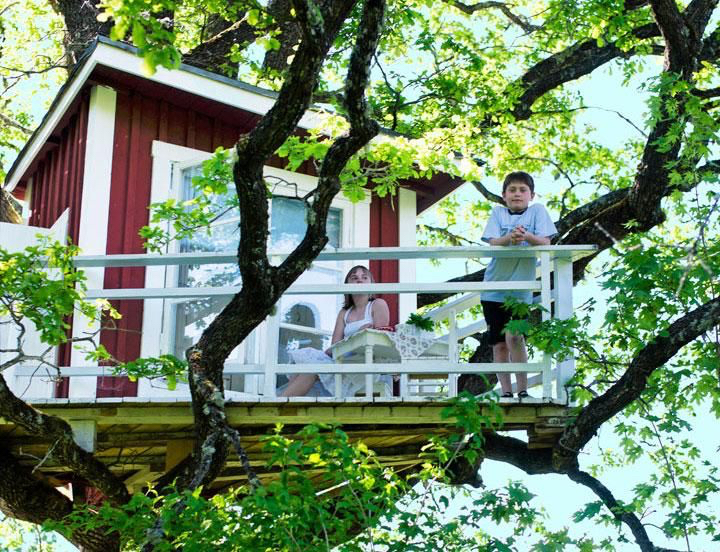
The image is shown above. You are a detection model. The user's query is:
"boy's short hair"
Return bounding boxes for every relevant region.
[502,171,535,193]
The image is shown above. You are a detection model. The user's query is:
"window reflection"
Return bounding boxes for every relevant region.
[172,167,343,368]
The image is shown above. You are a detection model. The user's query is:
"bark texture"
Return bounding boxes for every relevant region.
[0,188,22,223]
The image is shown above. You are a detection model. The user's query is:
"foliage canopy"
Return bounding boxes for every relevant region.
[1,0,719,551]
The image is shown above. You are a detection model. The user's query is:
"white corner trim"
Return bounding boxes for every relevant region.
[398,187,417,321]
[151,140,211,163]
[77,85,116,257]
[70,85,117,391]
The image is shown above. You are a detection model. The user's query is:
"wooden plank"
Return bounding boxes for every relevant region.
[165,440,194,471]
[2,403,571,432]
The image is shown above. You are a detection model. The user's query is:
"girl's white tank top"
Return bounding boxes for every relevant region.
[343,300,374,338]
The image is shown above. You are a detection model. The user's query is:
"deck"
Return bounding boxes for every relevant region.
[1,245,593,493]
[1,397,573,493]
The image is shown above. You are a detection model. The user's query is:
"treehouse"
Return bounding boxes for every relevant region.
[0,37,595,493]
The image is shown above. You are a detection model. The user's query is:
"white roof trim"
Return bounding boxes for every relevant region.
[5,54,99,192]
[5,40,326,192]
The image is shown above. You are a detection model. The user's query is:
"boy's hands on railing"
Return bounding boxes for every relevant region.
[506,225,552,246]
[488,228,527,246]
[510,225,527,245]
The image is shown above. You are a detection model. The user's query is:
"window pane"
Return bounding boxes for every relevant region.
[172,167,345,368]
[270,196,342,249]
[175,165,238,358]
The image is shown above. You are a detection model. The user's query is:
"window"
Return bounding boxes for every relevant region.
[270,196,342,250]
[172,168,344,361]
[143,141,370,394]
[173,164,241,358]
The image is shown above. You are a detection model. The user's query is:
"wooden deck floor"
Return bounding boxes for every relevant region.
[1,398,573,493]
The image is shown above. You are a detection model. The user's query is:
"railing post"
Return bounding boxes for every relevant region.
[553,255,575,404]
[400,374,409,398]
[540,252,553,400]
[263,307,280,397]
[243,330,258,394]
[447,308,458,397]
[365,344,374,399]
[335,371,343,398]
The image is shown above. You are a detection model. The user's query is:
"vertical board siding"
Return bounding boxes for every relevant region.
[27,96,89,392]
[369,193,400,326]
[28,97,88,246]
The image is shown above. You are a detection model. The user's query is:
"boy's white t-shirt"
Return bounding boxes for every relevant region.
[481,203,557,304]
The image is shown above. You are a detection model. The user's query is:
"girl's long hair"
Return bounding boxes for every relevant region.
[343,265,375,310]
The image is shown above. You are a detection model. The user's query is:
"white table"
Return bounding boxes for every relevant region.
[329,329,450,398]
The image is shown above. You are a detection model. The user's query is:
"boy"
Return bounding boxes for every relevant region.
[481,171,557,398]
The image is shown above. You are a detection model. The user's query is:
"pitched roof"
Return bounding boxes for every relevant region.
[4,37,463,211]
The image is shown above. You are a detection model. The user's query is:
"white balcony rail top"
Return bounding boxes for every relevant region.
[70,244,597,268]
[84,281,541,300]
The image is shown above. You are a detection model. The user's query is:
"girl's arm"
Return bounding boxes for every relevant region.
[371,298,390,328]
[331,309,346,345]
[326,309,347,357]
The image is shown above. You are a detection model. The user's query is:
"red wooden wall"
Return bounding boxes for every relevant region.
[369,194,400,327]
[26,95,90,391]
[97,88,260,396]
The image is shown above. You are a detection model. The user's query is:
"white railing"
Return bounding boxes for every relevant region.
[8,246,595,402]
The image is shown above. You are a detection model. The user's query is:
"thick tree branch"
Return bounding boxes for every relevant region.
[237,1,355,170]
[649,0,699,71]
[48,0,113,63]
[556,296,720,469]
[277,0,384,285]
[174,0,382,495]
[292,0,328,47]
[506,23,660,122]
[554,188,630,237]
[449,432,682,552]
[482,433,556,474]
[262,0,302,72]
[683,0,718,39]
[183,18,258,73]
[0,375,130,506]
[0,447,119,552]
[566,469,683,552]
[183,0,300,74]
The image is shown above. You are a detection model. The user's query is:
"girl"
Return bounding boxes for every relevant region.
[280,265,390,397]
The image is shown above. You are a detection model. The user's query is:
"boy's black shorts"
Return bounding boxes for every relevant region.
[481,300,525,345]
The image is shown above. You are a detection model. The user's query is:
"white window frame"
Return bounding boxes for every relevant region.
[139,140,371,395]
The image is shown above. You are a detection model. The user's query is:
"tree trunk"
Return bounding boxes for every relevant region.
[0,188,22,224]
